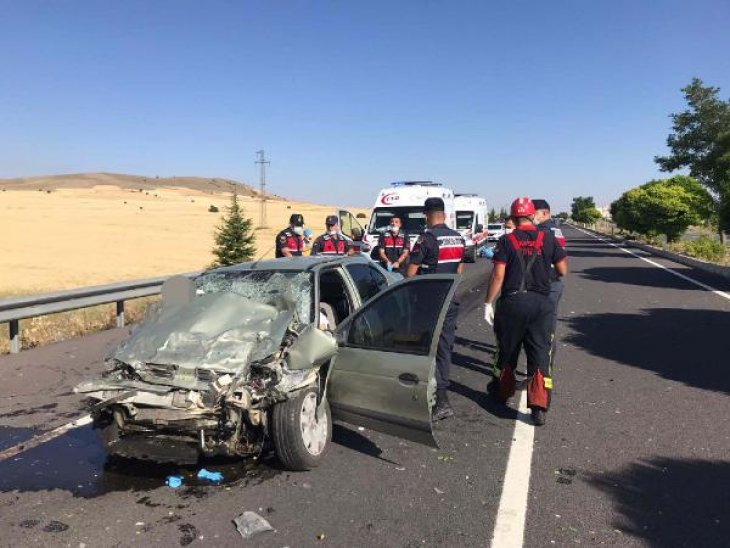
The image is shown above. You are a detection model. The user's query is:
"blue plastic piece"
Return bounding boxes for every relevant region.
[304,228,313,237]
[165,475,183,489]
[197,468,224,484]
[387,263,393,272]
[479,246,495,259]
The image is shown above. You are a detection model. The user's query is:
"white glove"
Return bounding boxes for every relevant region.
[484,303,495,326]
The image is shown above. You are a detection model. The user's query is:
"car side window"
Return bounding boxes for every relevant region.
[339,211,353,238]
[346,264,383,303]
[347,279,452,355]
[367,264,388,293]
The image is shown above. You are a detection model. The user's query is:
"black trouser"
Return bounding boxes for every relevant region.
[547,280,564,376]
[435,299,460,390]
[493,291,553,406]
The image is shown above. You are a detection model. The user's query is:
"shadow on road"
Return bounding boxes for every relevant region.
[565,308,730,394]
[586,457,729,547]
[332,424,398,465]
[579,266,704,290]
[454,336,495,354]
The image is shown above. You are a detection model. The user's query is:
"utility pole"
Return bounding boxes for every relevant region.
[255,150,270,229]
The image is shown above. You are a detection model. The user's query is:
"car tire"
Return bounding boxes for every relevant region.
[272,386,331,471]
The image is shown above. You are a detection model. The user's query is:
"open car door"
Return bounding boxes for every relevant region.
[338,209,366,252]
[327,274,459,447]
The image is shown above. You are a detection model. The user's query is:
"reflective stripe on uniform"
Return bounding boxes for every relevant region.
[544,377,553,389]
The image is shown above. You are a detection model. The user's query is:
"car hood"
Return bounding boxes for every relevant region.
[111,291,295,374]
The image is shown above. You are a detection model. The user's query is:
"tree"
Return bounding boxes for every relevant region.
[655,78,730,239]
[571,196,601,224]
[211,192,256,267]
[557,212,569,220]
[488,207,497,222]
[610,176,714,242]
[498,206,508,221]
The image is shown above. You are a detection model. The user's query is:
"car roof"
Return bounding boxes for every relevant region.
[206,255,373,275]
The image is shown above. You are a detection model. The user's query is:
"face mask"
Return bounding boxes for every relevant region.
[328,228,338,236]
[389,225,400,234]
[292,226,304,236]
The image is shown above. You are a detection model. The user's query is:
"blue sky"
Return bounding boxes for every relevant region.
[1,1,729,211]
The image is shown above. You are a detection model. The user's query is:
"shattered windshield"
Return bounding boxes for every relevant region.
[110,270,313,372]
[196,270,313,325]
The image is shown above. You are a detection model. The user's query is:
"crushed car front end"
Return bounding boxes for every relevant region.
[75,268,336,464]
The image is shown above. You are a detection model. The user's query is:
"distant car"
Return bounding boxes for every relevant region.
[76,256,457,471]
[487,223,506,241]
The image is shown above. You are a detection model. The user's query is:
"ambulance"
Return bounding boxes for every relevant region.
[454,194,489,262]
[363,181,457,255]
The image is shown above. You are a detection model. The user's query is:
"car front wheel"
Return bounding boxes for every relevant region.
[272,386,332,471]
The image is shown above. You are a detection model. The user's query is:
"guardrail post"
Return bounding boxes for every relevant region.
[116,300,125,328]
[9,319,20,354]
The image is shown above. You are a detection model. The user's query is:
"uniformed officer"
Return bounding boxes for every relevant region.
[377,216,410,272]
[275,214,306,258]
[483,197,567,426]
[311,215,355,256]
[406,198,465,421]
[532,199,567,377]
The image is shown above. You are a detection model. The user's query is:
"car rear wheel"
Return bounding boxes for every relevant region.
[272,386,331,471]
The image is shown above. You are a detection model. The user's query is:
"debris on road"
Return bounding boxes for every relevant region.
[197,468,224,484]
[233,511,274,540]
[316,533,326,541]
[165,475,184,489]
[434,487,445,495]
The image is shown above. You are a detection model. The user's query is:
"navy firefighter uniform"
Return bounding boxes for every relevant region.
[409,213,466,398]
[533,200,567,373]
[490,211,567,416]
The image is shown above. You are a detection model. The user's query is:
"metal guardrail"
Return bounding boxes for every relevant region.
[0,272,201,354]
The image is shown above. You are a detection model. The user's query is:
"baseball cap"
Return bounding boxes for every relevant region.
[325,215,339,226]
[289,213,304,226]
[424,197,445,212]
[531,199,550,211]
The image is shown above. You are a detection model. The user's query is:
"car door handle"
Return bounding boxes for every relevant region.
[398,373,419,386]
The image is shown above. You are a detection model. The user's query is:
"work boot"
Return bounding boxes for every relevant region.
[432,389,455,421]
[531,408,547,426]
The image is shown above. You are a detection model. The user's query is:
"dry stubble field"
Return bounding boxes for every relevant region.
[0,174,368,351]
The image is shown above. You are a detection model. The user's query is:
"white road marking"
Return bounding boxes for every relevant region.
[490,390,535,548]
[574,227,730,302]
[0,414,92,462]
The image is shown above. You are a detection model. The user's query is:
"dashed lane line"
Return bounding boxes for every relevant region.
[490,390,535,548]
[0,414,92,462]
[574,227,730,302]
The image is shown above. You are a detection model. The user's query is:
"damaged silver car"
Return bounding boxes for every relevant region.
[76,257,458,470]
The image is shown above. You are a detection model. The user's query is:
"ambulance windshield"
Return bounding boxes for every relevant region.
[368,207,427,234]
[456,211,475,230]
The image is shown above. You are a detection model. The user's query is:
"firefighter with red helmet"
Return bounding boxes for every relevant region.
[406,197,465,421]
[276,214,306,258]
[311,215,355,256]
[483,197,567,425]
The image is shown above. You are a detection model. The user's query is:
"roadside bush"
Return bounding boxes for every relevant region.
[356,212,367,219]
[679,237,726,262]
[208,205,219,213]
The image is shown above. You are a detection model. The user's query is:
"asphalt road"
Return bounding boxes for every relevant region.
[1,225,728,547]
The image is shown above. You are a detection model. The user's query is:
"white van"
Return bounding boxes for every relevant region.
[454,194,488,262]
[363,181,456,253]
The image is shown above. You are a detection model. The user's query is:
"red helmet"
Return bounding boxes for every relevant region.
[510,197,535,217]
